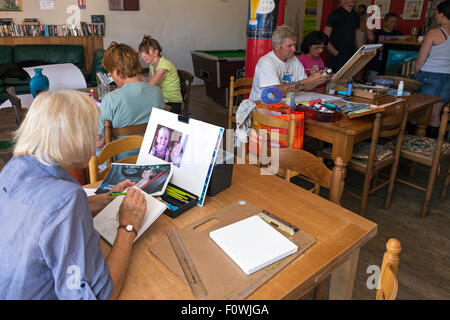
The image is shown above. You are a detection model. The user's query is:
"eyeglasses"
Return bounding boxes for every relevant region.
[311,45,327,50]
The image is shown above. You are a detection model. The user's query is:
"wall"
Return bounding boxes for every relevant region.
[320,0,430,36]
[2,0,249,84]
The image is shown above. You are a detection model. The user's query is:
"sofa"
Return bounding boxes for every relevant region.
[0,44,105,103]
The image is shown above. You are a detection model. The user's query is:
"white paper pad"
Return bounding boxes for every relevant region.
[209,215,298,275]
[24,63,87,92]
[93,187,166,245]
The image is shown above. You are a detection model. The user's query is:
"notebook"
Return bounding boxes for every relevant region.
[209,215,298,275]
[93,187,167,245]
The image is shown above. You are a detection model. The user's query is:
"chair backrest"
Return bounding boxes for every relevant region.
[251,110,345,204]
[378,100,409,139]
[376,238,402,300]
[89,135,144,183]
[278,149,346,204]
[228,76,253,129]
[375,75,421,92]
[104,120,148,144]
[6,87,24,126]
[177,69,194,112]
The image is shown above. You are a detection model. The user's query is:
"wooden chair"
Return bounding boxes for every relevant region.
[376,238,402,300]
[104,120,148,144]
[251,110,346,300]
[6,87,25,126]
[374,75,421,92]
[321,100,409,214]
[391,104,450,217]
[228,76,253,129]
[177,69,194,113]
[88,135,144,183]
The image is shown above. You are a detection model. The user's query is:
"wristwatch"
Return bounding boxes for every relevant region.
[118,224,138,236]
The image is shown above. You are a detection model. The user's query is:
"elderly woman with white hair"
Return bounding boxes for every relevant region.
[0,90,147,300]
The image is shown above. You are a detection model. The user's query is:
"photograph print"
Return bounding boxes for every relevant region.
[95,163,172,196]
[149,124,189,168]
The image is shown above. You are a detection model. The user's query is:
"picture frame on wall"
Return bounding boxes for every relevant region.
[0,0,22,11]
[402,0,424,20]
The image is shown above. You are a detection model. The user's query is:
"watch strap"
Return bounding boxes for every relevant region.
[118,224,138,236]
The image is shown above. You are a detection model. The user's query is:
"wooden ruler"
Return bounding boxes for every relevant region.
[165,227,207,299]
[257,210,299,236]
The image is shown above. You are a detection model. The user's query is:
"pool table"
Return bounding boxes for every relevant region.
[191,49,246,107]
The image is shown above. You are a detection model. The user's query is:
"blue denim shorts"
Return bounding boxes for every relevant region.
[416,70,450,103]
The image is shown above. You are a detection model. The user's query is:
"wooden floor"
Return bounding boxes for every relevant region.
[0,86,448,300]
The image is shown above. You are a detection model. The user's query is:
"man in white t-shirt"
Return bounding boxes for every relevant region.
[250,25,329,101]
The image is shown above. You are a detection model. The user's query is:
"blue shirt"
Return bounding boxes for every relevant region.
[0,156,113,300]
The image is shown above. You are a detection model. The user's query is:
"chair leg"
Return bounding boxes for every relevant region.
[421,164,440,218]
[440,161,450,202]
[360,170,372,214]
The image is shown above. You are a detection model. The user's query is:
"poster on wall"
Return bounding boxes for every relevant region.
[39,0,54,10]
[247,0,280,40]
[78,0,86,10]
[302,0,317,38]
[0,0,22,11]
[402,0,424,20]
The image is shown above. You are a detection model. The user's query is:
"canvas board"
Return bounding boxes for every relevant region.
[137,108,224,206]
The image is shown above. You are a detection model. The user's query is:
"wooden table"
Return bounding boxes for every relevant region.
[304,93,442,163]
[86,164,377,300]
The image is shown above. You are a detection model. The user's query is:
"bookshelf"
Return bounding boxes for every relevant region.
[0,36,104,72]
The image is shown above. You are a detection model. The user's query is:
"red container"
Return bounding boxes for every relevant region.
[295,106,341,123]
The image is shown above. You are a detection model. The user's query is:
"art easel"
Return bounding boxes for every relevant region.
[149,201,315,300]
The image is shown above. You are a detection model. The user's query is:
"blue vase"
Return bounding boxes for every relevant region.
[29,68,49,98]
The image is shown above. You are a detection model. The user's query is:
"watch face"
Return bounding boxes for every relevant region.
[126,225,133,232]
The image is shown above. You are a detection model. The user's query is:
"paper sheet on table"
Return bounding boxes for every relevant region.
[23,63,87,92]
[294,92,343,104]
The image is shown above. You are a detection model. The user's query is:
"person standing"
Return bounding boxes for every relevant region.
[323,0,360,73]
[415,0,450,138]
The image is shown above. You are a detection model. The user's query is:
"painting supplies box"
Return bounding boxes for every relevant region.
[137,108,224,219]
[207,149,234,196]
[330,44,383,100]
[294,101,342,123]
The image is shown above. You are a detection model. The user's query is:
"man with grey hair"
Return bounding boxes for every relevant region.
[250,25,329,101]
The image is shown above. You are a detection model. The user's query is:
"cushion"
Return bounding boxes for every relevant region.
[0,45,13,66]
[352,142,394,162]
[13,45,83,69]
[386,135,450,159]
[4,78,30,86]
[323,142,394,163]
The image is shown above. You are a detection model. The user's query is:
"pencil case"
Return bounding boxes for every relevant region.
[162,183,199,219]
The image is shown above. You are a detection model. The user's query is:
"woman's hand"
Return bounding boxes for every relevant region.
[111,179,135,193]
[118,188,147,231]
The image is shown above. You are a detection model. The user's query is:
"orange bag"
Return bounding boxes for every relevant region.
[249,104,304,156]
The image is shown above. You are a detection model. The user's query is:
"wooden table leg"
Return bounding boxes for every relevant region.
[332,133,355,165]
[329,247,360,300]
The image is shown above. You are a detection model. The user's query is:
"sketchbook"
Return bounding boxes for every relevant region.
[93,186,167,245]
[209,215,298,275]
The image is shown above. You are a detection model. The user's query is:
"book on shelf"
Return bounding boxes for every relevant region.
[0,22,104,37]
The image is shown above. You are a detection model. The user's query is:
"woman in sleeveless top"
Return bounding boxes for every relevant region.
[416,0,450,137]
